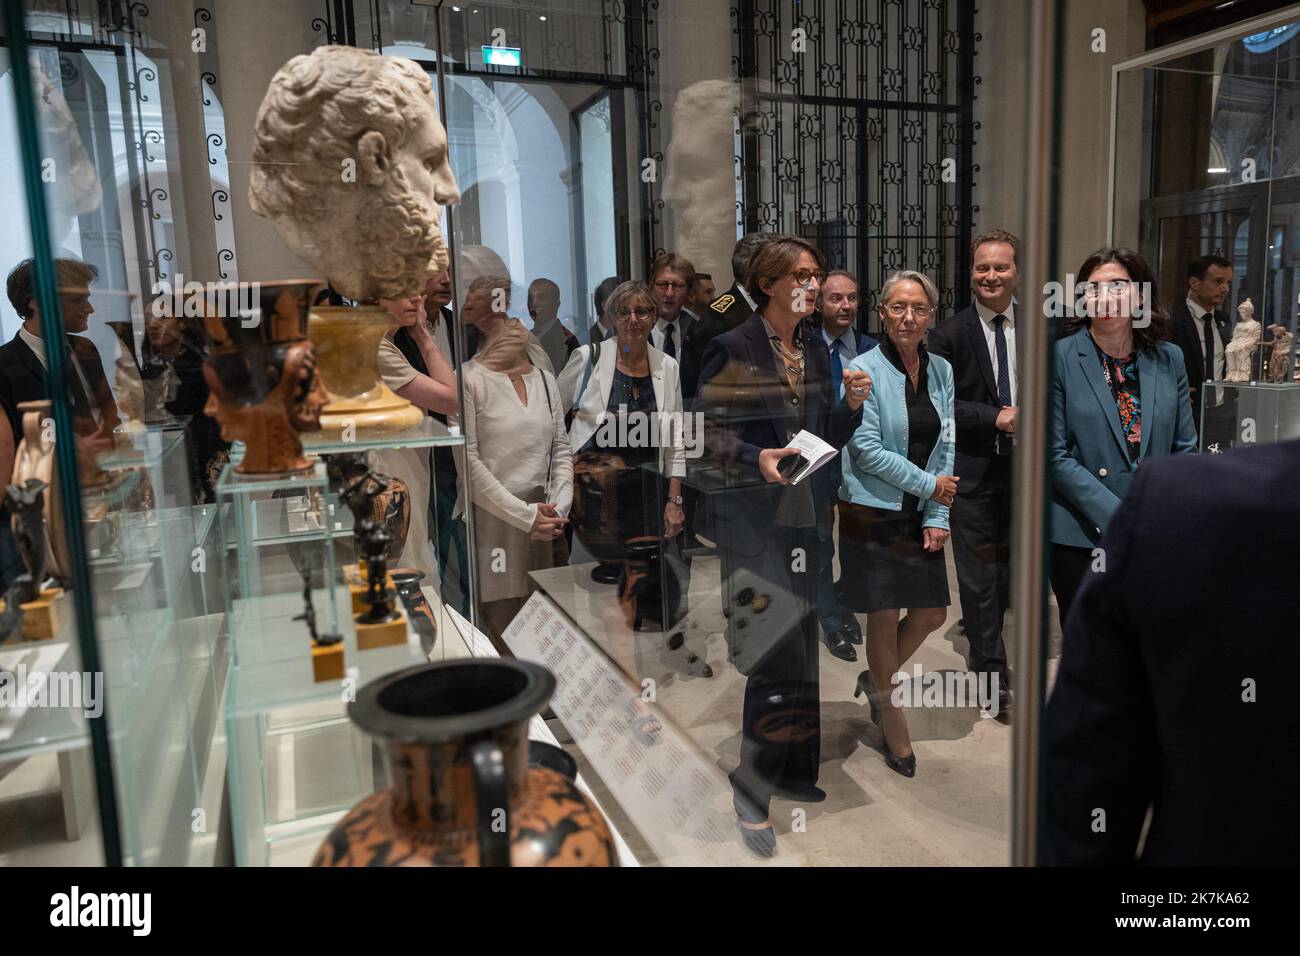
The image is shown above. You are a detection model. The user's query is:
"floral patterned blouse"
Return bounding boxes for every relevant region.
[1091,333,1142,463]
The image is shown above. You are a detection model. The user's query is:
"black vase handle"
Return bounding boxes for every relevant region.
[470,740,511,867]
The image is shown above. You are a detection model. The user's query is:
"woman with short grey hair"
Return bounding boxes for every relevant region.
[838,269,957,779]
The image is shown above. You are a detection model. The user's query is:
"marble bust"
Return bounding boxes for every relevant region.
[1224,298,1261,383]
[249,46,460,301]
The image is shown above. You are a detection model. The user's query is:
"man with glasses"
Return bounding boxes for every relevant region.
[649,253,692,358]
[927,229,1020,721]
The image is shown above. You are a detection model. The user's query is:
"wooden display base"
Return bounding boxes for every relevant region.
[311,642,345,682]
[355,613,407,650]
[0,588,69,642]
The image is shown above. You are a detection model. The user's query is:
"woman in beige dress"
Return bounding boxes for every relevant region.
[457,276,573,644]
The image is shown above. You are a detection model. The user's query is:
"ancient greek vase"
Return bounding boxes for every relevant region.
[198,280,328,476]
[313,659,618,867]
[308,305,424,439]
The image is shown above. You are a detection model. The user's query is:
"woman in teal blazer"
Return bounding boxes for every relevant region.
[1049,248,1197,625]
[838,270,957,778]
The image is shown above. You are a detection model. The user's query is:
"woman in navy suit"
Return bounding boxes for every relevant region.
[1049,247,1197,625]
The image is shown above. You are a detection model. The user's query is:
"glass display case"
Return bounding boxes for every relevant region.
[1200,381,1300,451]
[4,0,1295,871]
[0,0,1021,869]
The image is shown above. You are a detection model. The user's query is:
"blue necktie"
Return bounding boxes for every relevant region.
[662,323,677,359]
[829,338,844,401]
[993,314,1012,406]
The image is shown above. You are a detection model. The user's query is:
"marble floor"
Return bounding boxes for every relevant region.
[543,549,1063,867]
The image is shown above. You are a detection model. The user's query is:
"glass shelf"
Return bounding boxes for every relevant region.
[302,415,464,454]
[99,421,189,472]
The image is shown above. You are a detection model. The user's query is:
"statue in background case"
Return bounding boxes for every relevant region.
[1267,325,1294,383]
[1225,298,1262,383]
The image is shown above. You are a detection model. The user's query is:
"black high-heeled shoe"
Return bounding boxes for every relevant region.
[877,706,916,778]
[883,748,916,778]
[853,669,880,726]
[857,677,916,778]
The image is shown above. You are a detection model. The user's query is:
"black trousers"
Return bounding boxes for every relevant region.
[1049,543,1094,632]
[949,458,1012,681]
[725,525,821,819]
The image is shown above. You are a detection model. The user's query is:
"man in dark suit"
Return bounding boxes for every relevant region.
[705,232,771,337]
[1169,253,1233,445]
[927,229,1020,718]
[1044,439,1300,865]
[695,235,868,855]
[2,258,119,592]
[1,257,119,448]
[812,269,878,662]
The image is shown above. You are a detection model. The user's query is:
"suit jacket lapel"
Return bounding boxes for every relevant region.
[742,318,797,438]
[648,346,667,410]
[1137,348,1157,459]
[1076,334,1128,457]
[593,338,616,409]
[13,334,46,383]
[964,310,998,400]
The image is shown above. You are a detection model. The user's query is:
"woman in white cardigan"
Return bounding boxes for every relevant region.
[459,276,573,644]
[559,280,687,549]
[559,281,690,736]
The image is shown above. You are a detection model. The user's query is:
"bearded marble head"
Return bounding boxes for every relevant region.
[249,46,460,301]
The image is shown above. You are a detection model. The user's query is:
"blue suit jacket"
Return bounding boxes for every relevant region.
[1049,330,1197,547]
[1044,440,1300,864]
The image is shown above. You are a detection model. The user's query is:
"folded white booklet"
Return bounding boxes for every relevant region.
[781,429,838,485]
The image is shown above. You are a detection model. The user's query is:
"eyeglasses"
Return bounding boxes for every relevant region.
[789,269,827,285]
[1081,279,1132,297]
[615,307,655,321]
[653,280,687,292]
[882,303,934,318]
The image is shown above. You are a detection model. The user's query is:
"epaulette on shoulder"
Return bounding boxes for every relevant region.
[710,294,735,313]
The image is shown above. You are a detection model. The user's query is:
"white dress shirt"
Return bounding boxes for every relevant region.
[1187,297,1226,408]
[18,326,47,367]
[653,313,691,357]
[738,284,758,312]
[1186,297,1225,381]
[974,300,1017,405]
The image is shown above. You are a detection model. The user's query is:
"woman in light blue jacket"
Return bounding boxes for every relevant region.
[839,270,957,778]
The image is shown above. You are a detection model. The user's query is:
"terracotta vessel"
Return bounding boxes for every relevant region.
[313,659,618,867]
[309,305,424,439]
[199,280,328,476]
